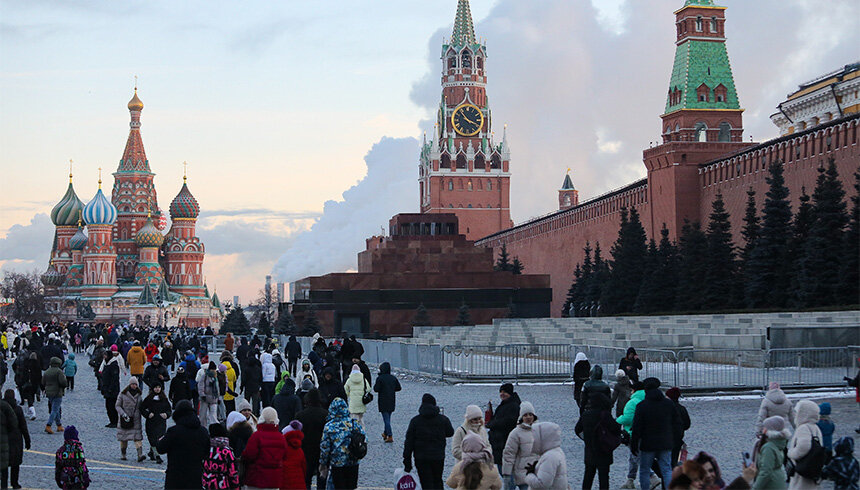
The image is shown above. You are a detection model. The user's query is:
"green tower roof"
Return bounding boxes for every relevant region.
[684,0,716,6]
[138,282,156,305]
[561,174,575,190]
[451,0,476,47]
[664,39,740,114]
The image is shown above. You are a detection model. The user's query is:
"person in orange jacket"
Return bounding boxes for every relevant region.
[126,341,147,377]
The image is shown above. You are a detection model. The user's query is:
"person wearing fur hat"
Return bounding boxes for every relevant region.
[753,416,791,490]
[487,383,521,474]
[502,401,538,490]
[201,423,239,490]
[242,407,287,489]
[298,358,318,387]
[788,400,824,490]
[157,399,211,490]
[404,393,455,490]
[453,404,490,462]
[281,420,306,490]
[140,380,171,464]
[296,389,329,490]
[236,398,258,430]
[54,426,90,490]
[446,432,503,490]
[116,377,145,462]
[611,369,632,418]
[666,387,691,467]
[757,382,796,434]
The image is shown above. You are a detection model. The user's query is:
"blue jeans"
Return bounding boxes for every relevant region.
[639,450,671,490]
[47,396,62,426]
[381,411,392,437]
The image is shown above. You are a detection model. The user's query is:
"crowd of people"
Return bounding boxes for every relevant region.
[0,321,858,490]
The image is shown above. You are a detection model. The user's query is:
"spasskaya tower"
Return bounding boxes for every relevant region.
[419,0,513,240]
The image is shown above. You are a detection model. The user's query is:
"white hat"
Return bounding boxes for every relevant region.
[519,401,536,419]
[465,404,482,420]
[260,407,279,426]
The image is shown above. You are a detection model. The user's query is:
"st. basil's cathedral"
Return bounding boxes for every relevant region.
[41,89,223,327]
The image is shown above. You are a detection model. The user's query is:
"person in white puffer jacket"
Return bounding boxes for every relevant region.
[502,401,538,490]
[787,399,823,490]
[757,382,796,433]
[260,352,276,408]
[524,422,567,490]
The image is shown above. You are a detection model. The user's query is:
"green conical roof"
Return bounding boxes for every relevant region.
[451,0,476,47]
[211,292,221,309]
[684,0,715,6]
[138,282,156,305]
[664,39,740,114]
[156,278,171,303]
[561,174,575,190]
[204,283,210,299]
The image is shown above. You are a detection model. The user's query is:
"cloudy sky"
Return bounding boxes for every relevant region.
[1,0,857,303]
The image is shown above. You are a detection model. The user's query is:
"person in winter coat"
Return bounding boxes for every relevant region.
[126,341,146,377]
[168,366,192,407]
[502,401,538,490]
[665,387,691,467]
[446,433,503,490]
[13,351,38,420]
[573,353,591,408]
[373,361,401,443]
[788,399,824,490]
[141,355,169,392]
[580,365,611,413]
[224,333,235,353]
[404,393,456,490]
[285,336,302,377]
[0,399,20,489]
[140,381,171,464]
[523,422,568,490]
[298,358,319,387]
[241,352,263,416]
[226,412,253,486]
[296,389,329,490]
[816,402,836,456]
[319,398,366,490]
[575,392,621,490]
[454,405,490,462]
[611,369,632,418]
[274,370,293,397]
[100,347,122,428]
[318,367,347,409]
[486,383,521,473]
[261,352,277,408]
[54,426,89,490]
[281,420,306,490]
[753,416,791,490]
[272,378,303,431]
[144,342,159,364]
[631,377,679,490]
[116,377,146,462]
[619,347,643,383]
[757,382,796,433]
[157,399,211,490]
[198,362,221,426]
[201,423,240,490]
[61,353,78,391]
[2,390,30,489]
[242,407,287,489]
[822,436,859,490]
[343,364,372,427]
[221,361,238,415]
[42,356,68,434]
[161,341,176,373]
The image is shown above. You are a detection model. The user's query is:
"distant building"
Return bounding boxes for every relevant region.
[771,62,860,136]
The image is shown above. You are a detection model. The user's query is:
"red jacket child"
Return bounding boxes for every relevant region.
[281,421,306,490]
[242,408,287,489]
[144,343,159,363]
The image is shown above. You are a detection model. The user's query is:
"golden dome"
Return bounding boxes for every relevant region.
[128,89,144,111]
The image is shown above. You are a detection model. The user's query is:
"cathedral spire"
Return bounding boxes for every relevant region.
[451,0,476,47]
[118,85,150,173]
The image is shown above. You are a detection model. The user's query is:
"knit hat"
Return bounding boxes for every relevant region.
[300,378,314,392]
[63,425,79,441]
[818,402,831,416]
[226,411,246,429]
[110,345,118,352]
[134,340,141,345]
[209,423,228,438]
[500,383,514,395]
[519,401,536,419]
[217,363,227,373]
[461,433,494,465]
[129,376,139,386]
[260,406,279,425]
[615,369,626,379]
[762,415,785,433]
[236,398,252,413]
[768,382,780,390]
[465,404,483,421]
[281,420,303,434]
[666,387,681,401]
[422,393,437,406]
[643,377,661,390]
[208,361,217,370]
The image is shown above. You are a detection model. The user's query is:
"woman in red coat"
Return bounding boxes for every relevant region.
[242,407,287,489]
[280,420,306,490]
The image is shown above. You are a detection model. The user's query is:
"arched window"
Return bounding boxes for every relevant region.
[710,17,718,33]
[564,195,571,206]
[467,180,473,191]
[461,50,472,69]
[714,83,727,103]
[696,83,710,102]
[456,155,467,169]
[487,180,492,190]
[448,180,454,191]
[718,122,731,142]
[448,204,454,208]
[696,16,703,32]
[448,56,456,69]
[476,57,483,70]
[695,122,708,142]
[441,154,451,169]
[474,154,485,170]
[467,204,473,208]
[491,154,501,169]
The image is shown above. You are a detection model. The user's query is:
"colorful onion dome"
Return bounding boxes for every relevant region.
[83,187,118,226]
[135,215,164,248]
[69,225,88,250]
[169,181,200,219]
[128,88,144,111]
[51,182,85,226]
[40,262,64,287]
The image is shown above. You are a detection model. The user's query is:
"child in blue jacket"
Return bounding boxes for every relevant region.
[62,353,78,391]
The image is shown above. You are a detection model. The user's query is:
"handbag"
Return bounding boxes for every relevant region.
[120,415,134,430]
[361,380,373,405]
[791,435,827,481]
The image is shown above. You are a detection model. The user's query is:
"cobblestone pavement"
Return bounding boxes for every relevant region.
[7,362,858,489]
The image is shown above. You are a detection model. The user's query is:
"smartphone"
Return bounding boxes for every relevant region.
[742,451,753,468]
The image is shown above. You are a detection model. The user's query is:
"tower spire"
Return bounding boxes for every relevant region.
[69,159,73,183]
[451,0,476,46]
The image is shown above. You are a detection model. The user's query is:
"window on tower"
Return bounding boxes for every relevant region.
[696,16,703,32]
[491,154,501,169]
[442,154,451,169]
[487,180,492,190]
[697,83,710,102]
[448,56,456,69]
[476,57,483,70]
[694,122,708,142]
[719,122,732,142]
[714,84,727,103]
[456,155,467,169]
[462,50,472,69]
[448,181,454,191]
[475,154,485,170]
[711,17,718,33]
[467,180,473,191]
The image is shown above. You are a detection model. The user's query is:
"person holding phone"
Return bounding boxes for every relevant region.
[619,348,643,384]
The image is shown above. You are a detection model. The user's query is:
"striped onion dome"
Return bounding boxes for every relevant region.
[40,262,64,287]
[134,215,164,248]
[50,183,85,226]
[69,225,88,250]
[83,187,118,226]
[169,182,200,219]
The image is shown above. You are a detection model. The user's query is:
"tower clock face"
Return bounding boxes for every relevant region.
[451,104,484,137]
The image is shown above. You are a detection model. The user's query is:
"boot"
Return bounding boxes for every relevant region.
[44,424,53,434]
[120,446,127,460]
[56,424,64,432]
[148,448,155,461]
[137,446,146,462]
[28,406,36,421]
[155,454,163,464]
[620,478,636,489]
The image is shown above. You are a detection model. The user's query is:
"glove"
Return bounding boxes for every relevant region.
[403,458,412,473]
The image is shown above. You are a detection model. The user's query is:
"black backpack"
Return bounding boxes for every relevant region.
[788,435,827,481]
[595,411,622,453]
[347,421,367,460]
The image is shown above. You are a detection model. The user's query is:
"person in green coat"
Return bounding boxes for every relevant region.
[616,382,648,490]
[753,416,791,490]
[42,356,68,434]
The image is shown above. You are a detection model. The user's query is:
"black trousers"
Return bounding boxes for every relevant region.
[288,358,298,377]
[224,399,235,415]
[305,452,324,489]
[105,396,118,425]
[68,376,75,390]
[415,459,445,490]
[583,463,610,490]
[1,465,20,488]
[331,465,359,490]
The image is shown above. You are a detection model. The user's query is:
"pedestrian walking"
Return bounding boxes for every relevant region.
[665,387,691,467]
[631,377,679,490]
[141,355,169,392]
[822,436,859,490]
[523,422,568,490]
[272,378,303,431]
[42,356,68,434]
[1,390,30,490]
[752,416,790,490]
[198,362,221,426]
[757,382,796,433]
[201,423,240,490]
[486,383,521,479]
[100,346,122,428]
[126,340,146,377]
[619,348,643,384]
[281,420,307,490]
[611,369,632,418]
[286,335,302,377]
[0,398,20,490]
[575,393,621,490]
[318,367,346,409]
[226,411,253,485]
[319,398,366,490]
[242,407,287,490]
[404,393,455,490]
[12,351,37,420]
[343,364,372,427]
[296,389,329,490]
[140,380,171,464]
[61,353,78,391]
[787,400,824,490]
[53,426,90,490]
[373,361,401,443]
[241,350,263,416]
[261,352,277,408]
[156,399,211,490]
[446,432,503,490]
[816,402,835,457]
[168,365,192,407]
[298,358,319,387]
[221,360,238,415]
[581,365,611,413]
[501,401,538,490]
[116,377,146,462]
[573,352,591,408]
[454,405,490,462]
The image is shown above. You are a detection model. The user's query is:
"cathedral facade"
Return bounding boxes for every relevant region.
[42,90,223,327]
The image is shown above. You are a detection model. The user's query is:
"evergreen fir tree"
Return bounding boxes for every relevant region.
[655,225,679,312]
[739,187,759,295]
[562,264,582,317]
[257,313,272,337]
[412,302,431,326]
[301,304,320,336]
[456,301,471,326]
[506,298,518,318]
[798,159,848,306]
[633,238,660,313]
[744,160,792,308]
[590,243,610,310]
[703,192,737,310]
[601,208,648,314]
[494,244,511,272]
[787,187,813,306]
[275,308,294,335]
[675,220,708,312]
[839,167,860,305]
[222,307,251,336]
[511,257,524,275]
